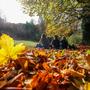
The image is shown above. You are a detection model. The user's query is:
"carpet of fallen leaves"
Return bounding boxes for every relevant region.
[0,34,90,90]
[0,47,90,90]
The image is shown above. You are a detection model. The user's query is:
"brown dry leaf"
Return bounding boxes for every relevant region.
[42,62,51,71]
[0,80,7,88]
[86,55,90,66]
[25,79,32,90]
[71,78,84,89]
[6,73,24,87]
[69,69,84,78]
[17,57,29,71]
[29,59,35,65]
[30,71,49,90]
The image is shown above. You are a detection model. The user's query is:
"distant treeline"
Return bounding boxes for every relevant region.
[0,17,44,41]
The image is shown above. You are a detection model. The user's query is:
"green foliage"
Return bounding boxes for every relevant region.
[18,0,83,36]
[18,0,90,45]
[86,50,90,55]
[68,32,82,45]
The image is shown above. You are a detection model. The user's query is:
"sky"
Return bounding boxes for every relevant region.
[0,0,33,23]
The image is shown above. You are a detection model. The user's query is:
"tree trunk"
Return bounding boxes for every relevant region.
[82,4,90,45]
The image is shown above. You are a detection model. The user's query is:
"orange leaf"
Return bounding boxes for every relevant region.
[42,62,51,71]
[24,60,28,70]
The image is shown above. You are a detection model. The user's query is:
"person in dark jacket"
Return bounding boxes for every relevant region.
[51,35,60,49]
[39,33,49,49]
[61,36,68,49]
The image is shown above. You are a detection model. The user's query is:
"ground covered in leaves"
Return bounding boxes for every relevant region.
[0,34,90,90]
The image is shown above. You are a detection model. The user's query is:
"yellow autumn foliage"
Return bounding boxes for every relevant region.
[0,34,26,65]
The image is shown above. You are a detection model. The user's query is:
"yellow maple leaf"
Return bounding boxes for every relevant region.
[0,34,26,65]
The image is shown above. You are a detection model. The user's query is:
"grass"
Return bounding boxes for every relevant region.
[15,40,38,48]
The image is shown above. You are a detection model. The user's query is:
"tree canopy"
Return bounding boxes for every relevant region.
[18,0,86,36]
